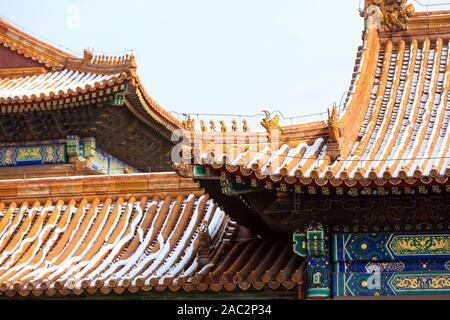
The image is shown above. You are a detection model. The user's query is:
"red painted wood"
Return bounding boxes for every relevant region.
[0,45,45,69]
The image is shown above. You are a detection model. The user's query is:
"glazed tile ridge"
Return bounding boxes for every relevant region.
[0,17,182,131]
[0,18,74,70]
[177,12,450,188]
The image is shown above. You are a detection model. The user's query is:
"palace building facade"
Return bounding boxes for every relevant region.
[0,0,449,299]
[0,15,302,299]
[175,0,450,299]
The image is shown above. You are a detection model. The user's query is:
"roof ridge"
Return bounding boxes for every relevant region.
[0,17,137,76]
[0,173,203,203]
[0,17,74,70]
[64,49,138,75]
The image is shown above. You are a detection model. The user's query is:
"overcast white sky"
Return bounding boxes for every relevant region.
[1,0,449,128]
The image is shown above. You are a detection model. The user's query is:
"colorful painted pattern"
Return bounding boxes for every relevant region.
[0,138,137,175]
[307,256,331,298]
[335,260,450,273]
[333,233,450,262]
[332,232,450,297]
[89,148,137,175]
[333,272,450,297]
[391,274,450,293]
[390,235,450,256]
[0,143,66,167]
[334,272,450,297]
[305,224,331,299]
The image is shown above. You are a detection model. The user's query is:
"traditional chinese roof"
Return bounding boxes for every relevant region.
[189,238,304,293]
[0,70,128,105]
[0,17,181,172]
[179,2,450,190]
[0,173,303,298]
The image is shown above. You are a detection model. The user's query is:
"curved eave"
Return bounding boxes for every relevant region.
[0,16,183,141]
[124,76,182,139]
[198,164,450,189]
[0,72,129,107]
[184,9,450,189]
[0,73,181,143]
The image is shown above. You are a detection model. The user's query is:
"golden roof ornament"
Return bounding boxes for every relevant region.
[364,0,415,31]
[327,104,342,162]
[219,120,228,133]
[82,49,93,66]
[242,119,250,133]
[328,104,341,141]
[200,120,208,133]
[261,110,281,136]
[183,116,196,131]
[231,119,238,132]
[187,117,196,131]
[129,53,137,69]
[209,120,217,132]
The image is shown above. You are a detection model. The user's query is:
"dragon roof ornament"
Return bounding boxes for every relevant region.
[363,0,415,31]
[261,110,281,136]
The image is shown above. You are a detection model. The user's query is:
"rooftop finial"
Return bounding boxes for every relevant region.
[261,110,281,136]
[220,120,228,133]
[231,119,238,132]
[242,119,250,133]
[364,0,415,31]
[327,104,342,162]
[82,49,93,66]
[209,120,217,132]
[328,104,341,141]
[129,53,137,69]
[200,120,208,133]
[186,116,196,131]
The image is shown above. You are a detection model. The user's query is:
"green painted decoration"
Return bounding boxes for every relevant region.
[293,233,307,257]
[66,135,81,157]
[303,224,331,300]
